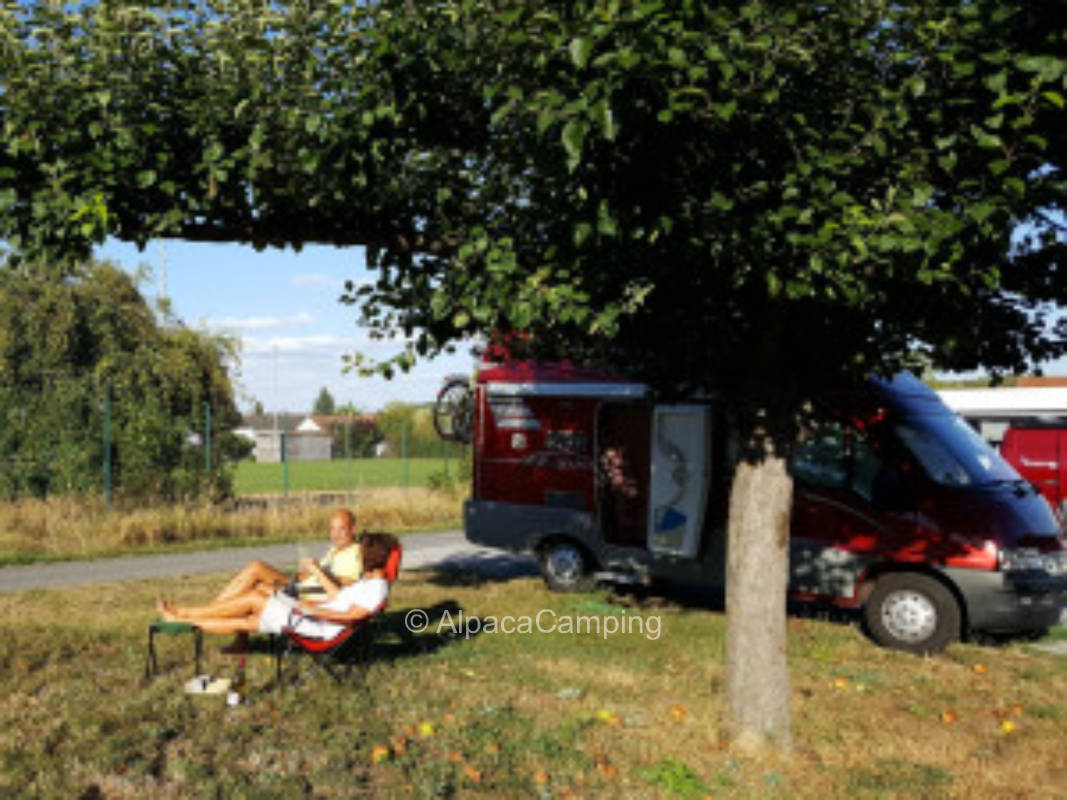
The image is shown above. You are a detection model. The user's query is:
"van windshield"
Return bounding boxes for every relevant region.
[894,414,1021,487]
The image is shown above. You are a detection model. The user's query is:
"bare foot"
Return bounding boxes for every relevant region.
[156,599,179,621]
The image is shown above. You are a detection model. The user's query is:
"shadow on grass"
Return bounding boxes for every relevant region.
[604,578,864,629]
[256,601,481,687]
[418,552,540,588]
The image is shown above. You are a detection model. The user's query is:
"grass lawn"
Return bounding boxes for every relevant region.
[234,458,464,495]
[1,572,1064,799]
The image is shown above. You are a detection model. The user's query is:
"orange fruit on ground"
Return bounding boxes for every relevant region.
[370,745,391,765]
[669,704,687,721]
[596,756,618,780]
[940,710,958,724]
[463,764,482,783]
[447,750,463,763]
[484,742,501,754]
[1009,704,1024,717]
[533,769,550,786]
[973,663,988,674]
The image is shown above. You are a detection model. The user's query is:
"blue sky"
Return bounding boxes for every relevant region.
[95,239,476,414]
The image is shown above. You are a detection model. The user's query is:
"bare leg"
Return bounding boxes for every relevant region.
[186,617,260,635]
[213,560,290,602]
[161,592,267,622]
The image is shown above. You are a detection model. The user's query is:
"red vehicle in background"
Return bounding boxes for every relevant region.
[436,362,1067,654]
[1001,426,1067,532]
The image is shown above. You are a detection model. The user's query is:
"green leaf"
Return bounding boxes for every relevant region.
[136,170,156,189]
[983,70,1007,94]
[969,125,1002,149]
[569,37,593,69]
[452,311,470,328]
[594,100,618,140]
[1016,55,1064,81]
[573,222,593,247]
[561,120,587,171]
[711,100,737,121]
[1042,91,1065,109]
[911,184,933,207]
[597,200,617,237]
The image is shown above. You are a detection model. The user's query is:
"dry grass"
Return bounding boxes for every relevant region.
[0,569,1063,799]
[0,489,462,563]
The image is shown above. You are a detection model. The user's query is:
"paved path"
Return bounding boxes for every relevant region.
[0,531,538,594]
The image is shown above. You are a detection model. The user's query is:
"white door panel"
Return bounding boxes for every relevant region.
[647,405,711,557]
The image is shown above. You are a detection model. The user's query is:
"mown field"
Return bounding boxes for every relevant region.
[233,458,464,495]
[1,569,1063,799]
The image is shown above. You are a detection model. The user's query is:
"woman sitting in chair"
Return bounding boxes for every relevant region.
[158,533,397,641]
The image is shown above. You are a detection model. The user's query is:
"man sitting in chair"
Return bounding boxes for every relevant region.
[157,533,396,641]
[212,508,364,604]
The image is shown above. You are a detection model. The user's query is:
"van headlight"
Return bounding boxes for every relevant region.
[998,548,1045,572]
[999,547,1067,574]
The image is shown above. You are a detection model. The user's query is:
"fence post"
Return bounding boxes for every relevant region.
[402,421,409,487]
[103,385,111,511]
[282,431,289,499]
[204,401,212,483]
[345,421,353,492]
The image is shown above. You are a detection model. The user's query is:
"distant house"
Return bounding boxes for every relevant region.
[234,413,330,463]
[235,412,380,462]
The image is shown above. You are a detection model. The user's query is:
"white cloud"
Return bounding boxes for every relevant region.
[291,273,332,287]
[206,312,314,331]
[242,334,353,355]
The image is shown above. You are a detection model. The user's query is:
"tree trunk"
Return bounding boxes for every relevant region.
[723,445,793,752]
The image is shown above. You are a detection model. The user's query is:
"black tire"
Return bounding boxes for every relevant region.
[540,540,596,592]
[863,572,961,655]
[433,377,473,443]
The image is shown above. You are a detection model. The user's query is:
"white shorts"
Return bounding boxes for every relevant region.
[258,593,344,640]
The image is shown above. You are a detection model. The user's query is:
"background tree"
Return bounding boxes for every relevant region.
[0,261,243,500]
[328,402,383,459]
[312,386,336,416]
[1,0,1064,750]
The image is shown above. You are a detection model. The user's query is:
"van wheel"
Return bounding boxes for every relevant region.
[541,541,595,592]
[863,573,960,655]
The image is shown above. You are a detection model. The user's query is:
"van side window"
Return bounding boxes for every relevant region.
[794,423,897,506]
[793,422,849,489]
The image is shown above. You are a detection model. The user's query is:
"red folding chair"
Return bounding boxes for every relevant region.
[274,544,402,684]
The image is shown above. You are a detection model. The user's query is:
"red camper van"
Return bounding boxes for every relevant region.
[1001,426,1066,532]
[436,363,1067,654]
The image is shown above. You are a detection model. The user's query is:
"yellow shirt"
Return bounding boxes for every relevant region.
[295,543,362,595]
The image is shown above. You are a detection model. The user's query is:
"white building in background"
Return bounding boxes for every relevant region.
[232,414,331,463]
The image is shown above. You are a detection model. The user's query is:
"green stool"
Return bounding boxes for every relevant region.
[145,620,204,679]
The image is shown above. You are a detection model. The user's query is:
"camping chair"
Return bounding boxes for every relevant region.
[273,543,403,685]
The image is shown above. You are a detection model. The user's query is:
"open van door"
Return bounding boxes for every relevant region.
[647,406,712,558]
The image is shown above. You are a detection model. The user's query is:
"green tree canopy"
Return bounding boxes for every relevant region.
[0,261,242,500]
